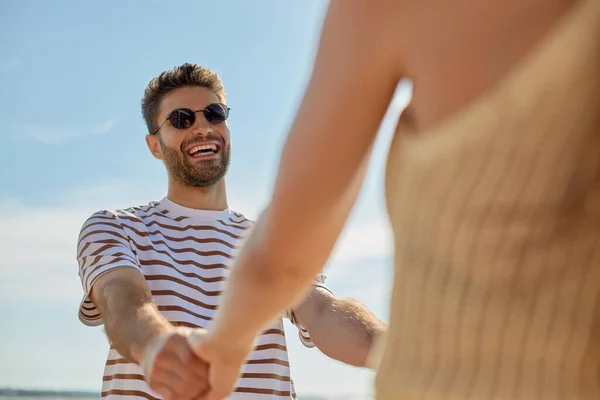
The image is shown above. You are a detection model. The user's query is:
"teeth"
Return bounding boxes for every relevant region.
[188,144,217,155]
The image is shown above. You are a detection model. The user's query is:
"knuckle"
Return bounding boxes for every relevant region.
[182,356,198,369]
[154,351,170,364]
[167,334,188,351]
[163,334,181,349]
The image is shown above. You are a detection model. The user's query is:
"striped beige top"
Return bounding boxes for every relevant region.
[376,0,600,399]
[77,197,329,399]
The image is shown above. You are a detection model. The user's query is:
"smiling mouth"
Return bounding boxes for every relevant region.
[187,143,219,158]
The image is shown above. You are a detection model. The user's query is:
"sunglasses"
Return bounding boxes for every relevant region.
[151,103,230,135]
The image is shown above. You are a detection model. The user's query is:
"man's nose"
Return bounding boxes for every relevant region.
[190,111,212,136]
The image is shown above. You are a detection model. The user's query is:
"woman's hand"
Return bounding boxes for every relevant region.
[187,329,257,400]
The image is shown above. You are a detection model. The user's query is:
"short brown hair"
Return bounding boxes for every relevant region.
[141,63,226,133]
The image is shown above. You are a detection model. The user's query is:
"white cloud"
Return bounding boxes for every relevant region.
[22,117,120,144]
[330,219,393,265]
[0,204,91,302]
[0,181,162,303]
[326,80,411,268]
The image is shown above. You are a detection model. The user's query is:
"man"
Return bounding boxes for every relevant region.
[76,63,385,400]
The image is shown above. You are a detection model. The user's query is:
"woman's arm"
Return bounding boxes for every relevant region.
[190,2,401,397]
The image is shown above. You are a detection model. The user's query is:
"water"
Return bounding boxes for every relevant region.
[0,398,95,400]
[0,397,371,400]
[0,395,371,400]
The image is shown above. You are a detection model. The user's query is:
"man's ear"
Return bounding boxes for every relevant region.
[145,134,163,160]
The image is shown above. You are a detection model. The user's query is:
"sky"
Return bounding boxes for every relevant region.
[0,0,411,397]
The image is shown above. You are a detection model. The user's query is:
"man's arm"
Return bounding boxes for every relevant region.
[77,212,208,400]
[291,287,385,367]
[90,268,171,363]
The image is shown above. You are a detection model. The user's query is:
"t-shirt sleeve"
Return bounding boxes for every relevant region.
[284,271,334,348]
[76,211,142,326]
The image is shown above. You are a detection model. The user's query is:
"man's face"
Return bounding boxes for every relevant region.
[146,86,231,188]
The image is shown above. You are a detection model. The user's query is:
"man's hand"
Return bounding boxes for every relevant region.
[140,327,210,400]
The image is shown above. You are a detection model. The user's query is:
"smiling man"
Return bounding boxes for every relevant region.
[75,63,385,400]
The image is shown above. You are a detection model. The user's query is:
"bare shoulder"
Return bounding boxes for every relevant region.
[322,0,407,70]
[308,0,407,106]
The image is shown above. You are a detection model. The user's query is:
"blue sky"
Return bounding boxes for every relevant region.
[0,1,411,396]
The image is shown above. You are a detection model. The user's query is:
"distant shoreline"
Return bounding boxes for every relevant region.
[0,388,366,400]
[0,389,97,398]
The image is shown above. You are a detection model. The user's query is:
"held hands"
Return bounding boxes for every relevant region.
[139,327,209,400]
[139,327,257,400]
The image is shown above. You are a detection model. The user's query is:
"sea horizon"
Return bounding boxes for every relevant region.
[0,388,373,400]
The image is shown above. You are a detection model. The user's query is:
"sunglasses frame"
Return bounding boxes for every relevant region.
[150,103,230,135]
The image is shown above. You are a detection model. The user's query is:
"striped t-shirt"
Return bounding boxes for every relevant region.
[77,197,329,399]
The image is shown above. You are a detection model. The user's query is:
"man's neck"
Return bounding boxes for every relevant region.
[166,179,228,211]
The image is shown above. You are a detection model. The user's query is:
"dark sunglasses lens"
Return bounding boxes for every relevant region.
[204,103,228,124]
[170,109,195,129]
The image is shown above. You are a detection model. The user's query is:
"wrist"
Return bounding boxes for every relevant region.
[132,323,174,367]
[202,326,258,365]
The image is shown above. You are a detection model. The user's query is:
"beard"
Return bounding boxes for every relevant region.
[158,134,231,188]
